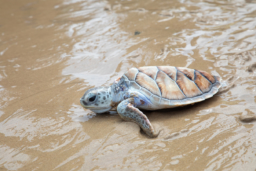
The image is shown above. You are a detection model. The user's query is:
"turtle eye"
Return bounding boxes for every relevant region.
[88,95,96,102]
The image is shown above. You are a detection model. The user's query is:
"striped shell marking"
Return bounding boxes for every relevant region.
[124,66,221,105]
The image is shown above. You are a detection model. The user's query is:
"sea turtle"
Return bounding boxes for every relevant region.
[80,66,221,137]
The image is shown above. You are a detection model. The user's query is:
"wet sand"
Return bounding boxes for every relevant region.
[1,0,256,170]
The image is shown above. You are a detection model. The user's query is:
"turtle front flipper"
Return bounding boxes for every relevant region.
[117,98,158,138]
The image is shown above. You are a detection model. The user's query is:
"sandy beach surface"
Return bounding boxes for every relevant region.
[0,0,256,170]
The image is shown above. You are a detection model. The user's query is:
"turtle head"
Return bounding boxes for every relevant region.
[80,87,112,113]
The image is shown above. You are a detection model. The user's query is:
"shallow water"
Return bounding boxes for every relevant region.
[0,0,256,170]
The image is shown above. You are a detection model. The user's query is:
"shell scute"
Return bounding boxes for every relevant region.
[125,68,138,81]
[198,70,216,84]
[136,72,161,96]
[155,71,185,100]
[194,71,211,93]
[138,66,158,80]
[176,71,202,97]
[177,67,195,80]
[157,66,176,80]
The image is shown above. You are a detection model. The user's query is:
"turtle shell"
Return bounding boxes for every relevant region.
[122,66,221,108]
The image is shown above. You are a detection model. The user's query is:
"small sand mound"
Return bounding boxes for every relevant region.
[239,115,256,123]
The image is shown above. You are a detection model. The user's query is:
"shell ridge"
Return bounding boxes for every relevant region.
[192,70,204,94]
[195,70,213,93]
[175,67,178,81]
[193,69,196,81]
[134,68,139,81]
[197,70,213,85]
[155,67,162,99]
[158,69,175,81]
[175,69,187,98]
[194,70,207,93]
[155,66,159,80]
[177,68,193,81]
[178,68,194,81]
[193,71,204,94]
[178,70,203,98]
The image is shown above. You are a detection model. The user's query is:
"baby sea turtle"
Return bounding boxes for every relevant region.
[80,66,221,137]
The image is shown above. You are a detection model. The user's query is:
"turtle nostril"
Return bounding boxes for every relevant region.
[83,101,87,106]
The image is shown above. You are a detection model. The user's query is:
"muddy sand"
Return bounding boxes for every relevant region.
[0,0,256,170]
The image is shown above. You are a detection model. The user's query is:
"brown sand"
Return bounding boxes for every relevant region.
[0,0,256,170]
